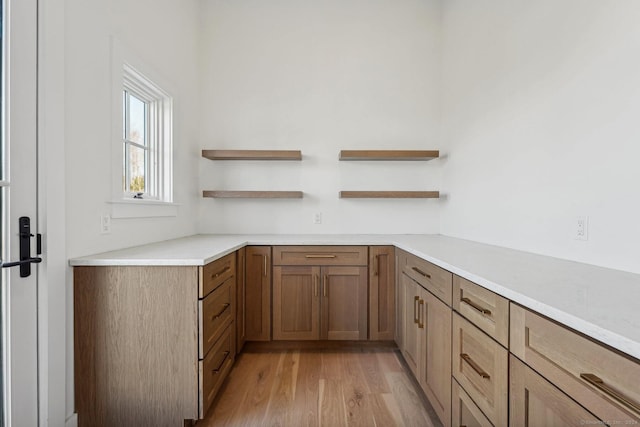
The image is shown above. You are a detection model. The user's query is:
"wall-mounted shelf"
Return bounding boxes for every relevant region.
[339,150,439,161]
[203,191,303,199]
[339,191,440,199]
[202,150,302,161]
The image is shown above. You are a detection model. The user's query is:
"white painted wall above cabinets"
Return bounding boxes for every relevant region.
[440,0,640,274]
[197,0,444,234]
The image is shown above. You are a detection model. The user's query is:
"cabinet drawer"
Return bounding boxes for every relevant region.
[453,275,509,347]
[510,304,640,423]
[403,253,452,306]
[198,323,234,419]
[452,313,508,427]
[200,252,236,298]
[272,246,367,266]
[452,378,493,427]
[199,277,234,359]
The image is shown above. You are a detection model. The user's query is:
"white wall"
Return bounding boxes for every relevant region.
[197,0,443,234]
[63,0,200,422]
[440,0,640,274]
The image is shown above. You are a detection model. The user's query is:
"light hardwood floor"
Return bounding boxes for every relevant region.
[197,348,440,427]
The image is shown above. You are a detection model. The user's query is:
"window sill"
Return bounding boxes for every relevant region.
[108,199,180,219]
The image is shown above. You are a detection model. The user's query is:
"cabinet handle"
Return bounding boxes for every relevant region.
[305,254,336,259]
[323,275,328,297]
[212,266,230,279]
[461,297,492,316]
[212,351,230,373]
[418,299,425,329]
[581,373,640,414]
[412,266,431,279]
[210,303,230,321]
[374,255,379,276]
[263,255,267,277]
[414,296,420,324]
[460,353,490,379]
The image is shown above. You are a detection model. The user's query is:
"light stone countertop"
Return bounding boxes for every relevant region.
[69,234,640,361]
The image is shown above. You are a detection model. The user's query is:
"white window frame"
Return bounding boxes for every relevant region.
[122,64,173,202]
[109,38,178,218]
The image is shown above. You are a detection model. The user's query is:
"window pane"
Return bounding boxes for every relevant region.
[128,93,146,145]
[128,145,146,193]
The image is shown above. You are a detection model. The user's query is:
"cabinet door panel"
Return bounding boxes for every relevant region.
[510,355,601,427]
[369,246,395,340]
[245,246,271,341]
[321,266,368,340]
[421,289,452,427]
[401,273,422,377]
[273,266,320,340]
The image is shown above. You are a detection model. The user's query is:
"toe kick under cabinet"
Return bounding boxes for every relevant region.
[74,252,237,427]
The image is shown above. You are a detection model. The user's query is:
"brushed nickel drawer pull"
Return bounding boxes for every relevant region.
[581,373,640,413]
[418,299,425,329]
[412,266,431,279]
[461,297,492,316]
[212,351,230,373]
[305,254,337,259]
[414,296,420,324]
[210,303,230,321]
[212,265,230,279]
[461,353,490,379]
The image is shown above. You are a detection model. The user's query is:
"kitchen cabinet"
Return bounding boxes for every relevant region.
[510,303,640,424]
[369,246,396,340]
[510,355,601,427]
[235,247,246,353]
[74,251,237,425]
[272,246,368,340]
[245,246,271,341]
[452,378,493,427]
[401,269,452,427]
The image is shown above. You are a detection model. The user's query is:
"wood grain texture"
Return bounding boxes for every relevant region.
[235,247,246,354]
[199,252,235,298]
[370,246,396,341]
[321,266,368,340]
[198,348,438,427]
[272,246,368,266]
[403,252,453,306]
[202,149,302,160]
[245,246,271,341]
[339,191,440,199]
[452,378,493,427]
[74,266,199,427]
[203,190,304,199]
[273,266,321,340]
[339,150,439,161]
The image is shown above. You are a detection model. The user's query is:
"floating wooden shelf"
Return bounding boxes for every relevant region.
[339,191,440,199]
[202,150,302,161]
[203,191,303,199]
[339,150,439,161]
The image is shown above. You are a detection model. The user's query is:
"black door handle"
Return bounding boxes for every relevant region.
[1,216,42,277]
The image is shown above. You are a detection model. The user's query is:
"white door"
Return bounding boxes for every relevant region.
[1,0,40,425]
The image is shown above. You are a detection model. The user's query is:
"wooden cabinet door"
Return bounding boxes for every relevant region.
[510,355,601,427]
[235,247,246,353]
[421,289,452,427]
[272,266,320,340]
[369,246,395,340]
[245,246,271,341]
[401,273,422,378]
[452,378,492,427]
[321,266,368,340]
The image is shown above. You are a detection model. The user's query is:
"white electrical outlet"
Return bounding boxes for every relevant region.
[101,214,112,234]
[313,212,322,225]
[575,216,588,241]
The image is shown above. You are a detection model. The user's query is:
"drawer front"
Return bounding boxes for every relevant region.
[403,253,452,306]
[453,275,509,347]
[452,313,508,427]
[199,277,234,359]
[198,323,234,419]
[510,304,640,423]
[272,246,368,266]
[452,378,493,427]
[200,252,236,298]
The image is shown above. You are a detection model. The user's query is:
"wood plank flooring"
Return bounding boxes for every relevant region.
[197,348,440,427]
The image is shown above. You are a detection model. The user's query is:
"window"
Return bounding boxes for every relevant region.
[122,64,172,201]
